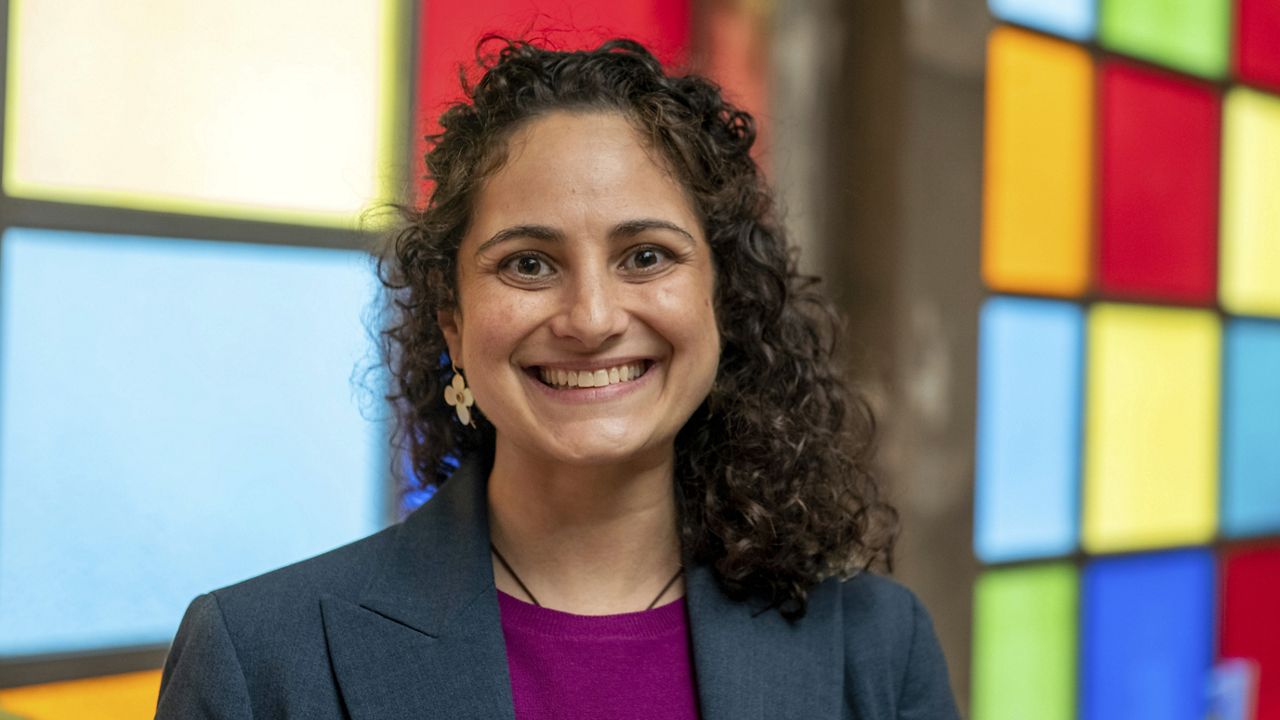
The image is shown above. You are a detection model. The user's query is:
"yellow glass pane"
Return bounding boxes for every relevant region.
[1082,304,1220,553]
[982,26,1094,297]
[1221,87,1280,318]
[0,670,161,719]
[4,0,405,227]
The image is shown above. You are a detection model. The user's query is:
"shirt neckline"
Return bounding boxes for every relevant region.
[496,589,688,639]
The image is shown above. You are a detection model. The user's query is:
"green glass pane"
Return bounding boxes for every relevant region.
[973,564,1077,720]
[1099,0,1231,78]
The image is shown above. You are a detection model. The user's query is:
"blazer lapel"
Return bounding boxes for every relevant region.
[321,453,843,720]
[686,564,843,720]
[322,457,517,720]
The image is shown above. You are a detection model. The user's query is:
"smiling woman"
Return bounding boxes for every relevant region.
[444,111,719,477]
[155,38,960,719]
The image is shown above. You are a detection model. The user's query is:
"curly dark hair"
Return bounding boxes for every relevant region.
[377,37,897,618]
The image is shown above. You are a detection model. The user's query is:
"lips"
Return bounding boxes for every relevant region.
[526,360,653,389]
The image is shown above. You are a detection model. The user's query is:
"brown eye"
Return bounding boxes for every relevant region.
[623,246,672,273]
[501,253,554,279]
[635,249,660,267]
[517,256,542,275]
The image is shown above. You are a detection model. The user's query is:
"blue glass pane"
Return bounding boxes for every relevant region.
[990,0,1097,41]
[1223,318,1280,537]
[0,228,387,657]
[1082,550,1215,720]
[975,296,1083,562]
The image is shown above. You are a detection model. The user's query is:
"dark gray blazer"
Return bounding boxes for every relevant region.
[156,458,960,719]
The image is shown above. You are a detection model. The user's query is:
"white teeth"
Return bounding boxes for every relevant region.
[537,362,647,389]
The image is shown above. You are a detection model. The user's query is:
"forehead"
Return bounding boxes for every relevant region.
[465,111,701,241]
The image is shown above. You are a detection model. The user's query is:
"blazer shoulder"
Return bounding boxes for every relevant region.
[214,523,399,609]
[837,572,961,718]
[838,571,919,622]
[201,524,401,665]
[159,525,403,718]
[836,571,919,669]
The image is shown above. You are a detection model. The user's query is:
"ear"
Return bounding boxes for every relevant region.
[438,307,463,367]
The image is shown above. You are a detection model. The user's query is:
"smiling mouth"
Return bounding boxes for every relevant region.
[529,360,653,389]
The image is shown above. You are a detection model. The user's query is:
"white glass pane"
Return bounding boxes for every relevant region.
[4,0,400,225]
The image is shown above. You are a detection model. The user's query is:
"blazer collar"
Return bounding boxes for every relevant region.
[323,455,516,720]
[322,456,841,720]
[358,454,497,637]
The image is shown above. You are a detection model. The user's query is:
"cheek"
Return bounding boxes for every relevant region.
[649,278,721,370]
[464,306,512,350]
[458,291,537,362]
[457,300,526,417]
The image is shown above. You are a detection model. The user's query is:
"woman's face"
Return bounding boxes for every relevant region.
[440,111,720,468]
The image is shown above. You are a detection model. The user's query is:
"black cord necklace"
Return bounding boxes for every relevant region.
[490,542,684,611]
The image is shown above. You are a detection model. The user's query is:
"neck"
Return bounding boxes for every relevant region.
[486,439,684,615]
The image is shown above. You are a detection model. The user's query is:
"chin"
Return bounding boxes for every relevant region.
[534,429,671,469]
[548,441,648,468]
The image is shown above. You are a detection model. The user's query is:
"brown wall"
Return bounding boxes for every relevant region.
[769,0,991,710]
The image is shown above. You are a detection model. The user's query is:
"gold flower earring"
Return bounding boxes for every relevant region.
[443,365,476,428]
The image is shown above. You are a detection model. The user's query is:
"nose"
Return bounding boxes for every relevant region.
[547,267,629,349]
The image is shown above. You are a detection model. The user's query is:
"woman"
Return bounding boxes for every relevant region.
[157,38,959,719]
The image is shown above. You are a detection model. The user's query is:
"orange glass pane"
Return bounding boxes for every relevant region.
[983,27,1094,297]
[0,670,161,720]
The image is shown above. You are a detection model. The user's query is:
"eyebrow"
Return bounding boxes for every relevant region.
[474,218,696,257]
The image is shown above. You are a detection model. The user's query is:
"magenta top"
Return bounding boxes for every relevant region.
[497,589,701,720]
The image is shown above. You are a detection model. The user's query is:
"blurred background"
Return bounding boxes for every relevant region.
[0,0,1277,718]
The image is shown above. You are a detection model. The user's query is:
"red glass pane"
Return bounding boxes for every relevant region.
[1098,61,1220,305]
[1221,544,1280,719]
[1237,0,1280,93]
[413,0,692,200]
[700,0,770,170]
